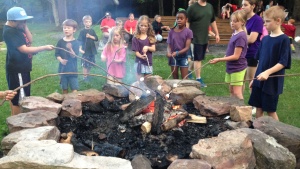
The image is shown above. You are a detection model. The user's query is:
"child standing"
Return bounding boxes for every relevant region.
[55,19,81,94]
[78,15,98,82]
[210,10,248,100]
[281,19,296,53]
[167,10,193,79]
[132,15,156,80]
[4,7,54,115]
[248,6,291,120]
[101,27,126,85]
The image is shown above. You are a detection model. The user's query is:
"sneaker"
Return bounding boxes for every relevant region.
[188,71,193,79]
[197,78,207,88]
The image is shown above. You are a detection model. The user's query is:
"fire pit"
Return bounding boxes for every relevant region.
[58,94,229,169]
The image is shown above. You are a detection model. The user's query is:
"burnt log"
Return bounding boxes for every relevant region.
[151,91,166,135]
[93,142,126,158]
[161,111,188,131]
[120,95,155,123]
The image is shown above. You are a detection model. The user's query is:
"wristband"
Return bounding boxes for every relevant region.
[176,51,179,57]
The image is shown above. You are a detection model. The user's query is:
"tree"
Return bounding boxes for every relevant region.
[158,0,164,15]
[47,0,59,27]
[293,0,300,20]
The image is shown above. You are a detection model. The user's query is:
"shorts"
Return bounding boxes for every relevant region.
[60,76,79,90]
[289,37,293,44]
[134,62,153,75]
[168,57,189,67]
[225,68,247,86]
[186,46,193,60]
[6,72,31,106]
[248,86,279,112]
[194,44,208,61]
[81,54,95,68]
[247,57,258,67]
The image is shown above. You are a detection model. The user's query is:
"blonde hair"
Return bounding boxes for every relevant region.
[231,10,248,33]
[264,6,286,23]
[82,15,92,22]
[116,19,123,27]
[106,27,124,53]
[134,15,156,43]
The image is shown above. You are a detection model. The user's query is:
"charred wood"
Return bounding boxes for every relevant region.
[161,112,188,131]
[151,91,166,135]
[120,95,155,123]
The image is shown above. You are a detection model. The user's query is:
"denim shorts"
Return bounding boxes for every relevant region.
[134,62,153,75]
[60,76,79,90]
[168,57,189,67]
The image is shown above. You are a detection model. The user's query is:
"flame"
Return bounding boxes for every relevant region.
[172,105,181,110]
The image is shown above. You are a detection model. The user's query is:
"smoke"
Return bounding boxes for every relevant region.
[113,0,119,5]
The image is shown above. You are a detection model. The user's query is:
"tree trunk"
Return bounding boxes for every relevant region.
[57,0,67,25]
[48,0,59,27]
[158,0,164,15]
[172,0,175,16]
[293,0,300,20]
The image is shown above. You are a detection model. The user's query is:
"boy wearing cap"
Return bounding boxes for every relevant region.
[3,7,54,115]
[98,12,116,50]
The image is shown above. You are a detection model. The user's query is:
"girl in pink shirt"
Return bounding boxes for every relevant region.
[101,27,127,85]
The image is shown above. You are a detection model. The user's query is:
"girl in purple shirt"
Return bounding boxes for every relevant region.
[132,15,156,80]
[210,10,248,100]
[167,10,193,79]
[242,0,263,85]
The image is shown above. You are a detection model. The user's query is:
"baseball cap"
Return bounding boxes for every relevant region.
[105,12,111,16]
[7,7,33,21]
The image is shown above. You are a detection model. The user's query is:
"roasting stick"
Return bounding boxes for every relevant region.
[0,73,146,106]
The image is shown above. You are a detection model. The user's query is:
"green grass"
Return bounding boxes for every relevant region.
[0,24,300,143]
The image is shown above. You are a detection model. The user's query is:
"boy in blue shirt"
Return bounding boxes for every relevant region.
[55,19,80,94]
[248,6,291,120]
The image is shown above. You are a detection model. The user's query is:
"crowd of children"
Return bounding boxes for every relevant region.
[2,3,298,121]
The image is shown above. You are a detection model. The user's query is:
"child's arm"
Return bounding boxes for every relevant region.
[247,32,260,44]
[142,44,156,53]
[166,44,173,57]
[135,51,147,60]
[66,43,76,58]
[86,33,96,40]
[256,63,285,81]
[79,46,85,54]
[18,45,54,54]
[210,47,243,64]
[100,54,107,62]
[57,56,68,65]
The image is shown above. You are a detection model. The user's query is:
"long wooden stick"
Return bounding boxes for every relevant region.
[0,72,145,106]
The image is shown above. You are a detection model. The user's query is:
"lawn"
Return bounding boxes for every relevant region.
[0,23,300,143]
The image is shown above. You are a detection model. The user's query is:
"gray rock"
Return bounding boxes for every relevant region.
[170,86,204,105]
[102,83,129,97]
[1,126,60,155]
[165,79,201,89]
[168,159,211,169]
[6,110,58,133]
[253,116,300,168]
[46,92,64,103]
[64,89,105,104]
[238,128,296,169]
[0,140,132,169]
[20,96,62,114]
[224,120,250,130]
[60,99,82,117]
[230,106,252,122]
[131,154,152,169]
[193,96,244,117]
[190,130,256,169]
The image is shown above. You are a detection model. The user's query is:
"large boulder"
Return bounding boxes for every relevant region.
[253,116,300,168]
[1,126,60,155]
[0,140,132,169]
[20,96,62,114]
[64,89,105,104]
[169,86,204,105]
[167,159,211,169]
[238,128,296,169]
[102,83,129,98]
[6,110,58,133]
[193,96,245,117]
[190,129,256,169]
[60,99,82,117]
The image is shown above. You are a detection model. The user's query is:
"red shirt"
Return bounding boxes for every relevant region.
[281,23,296,38]
[231,5,237,12]
[124,20,137,33]
[100,18,116,33]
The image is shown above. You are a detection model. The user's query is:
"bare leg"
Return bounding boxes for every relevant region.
[10,102,20,116]
[245,66,257,92]
[180,67,189,79]
[267,112,279,120]
[83,68,88,78]
[194,61,202,79]
[231,85,244,100]
[255,107,263,119]
[171,66,179,79]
